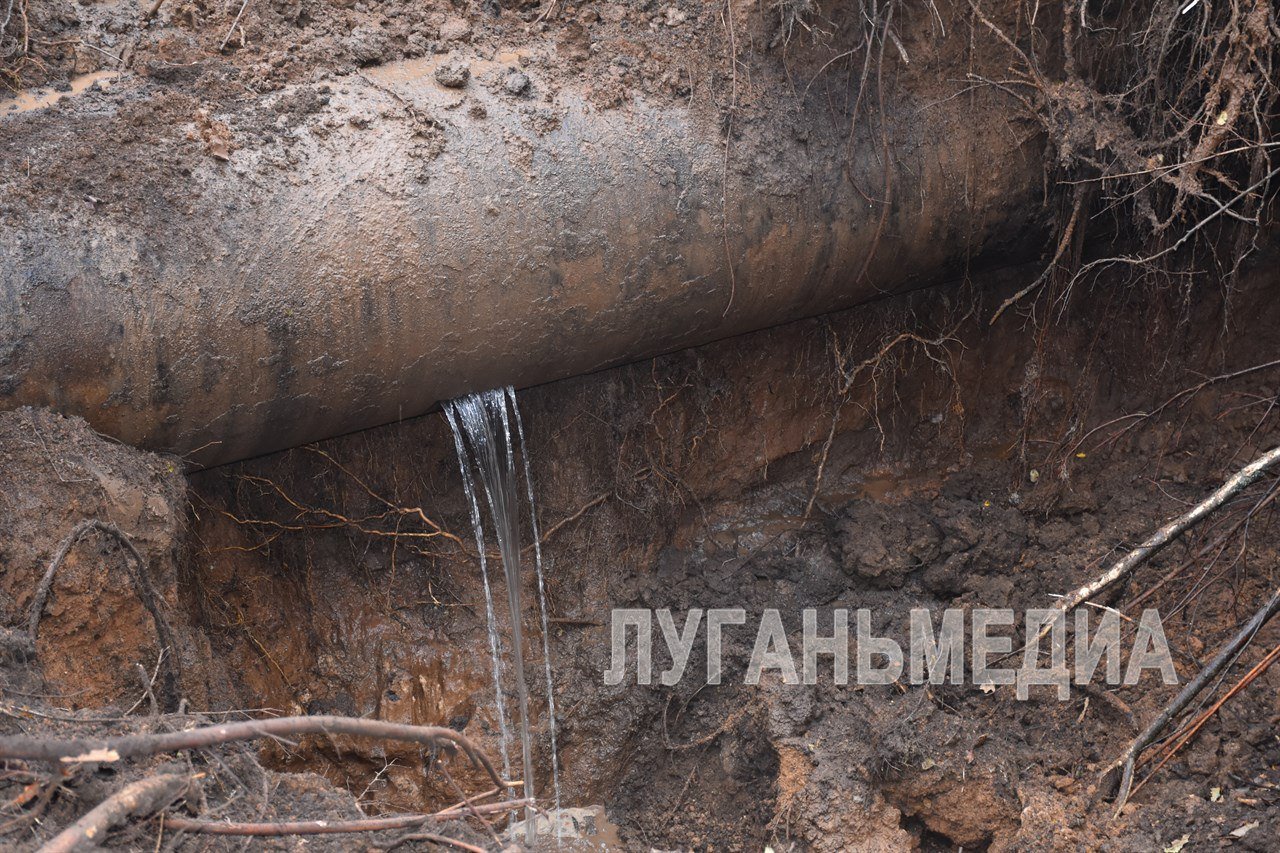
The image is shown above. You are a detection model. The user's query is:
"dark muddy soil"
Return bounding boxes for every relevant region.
[3,1,1279,851]
[6,245,1280,849]
[0,0,1012,227]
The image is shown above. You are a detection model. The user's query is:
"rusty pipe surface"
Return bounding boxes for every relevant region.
[1,52,1042,466]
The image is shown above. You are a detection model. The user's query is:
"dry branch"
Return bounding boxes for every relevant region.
[37,773,193,853]
[161,798,531,836]
[0,715,503,791]
[1102,585,1280,815]
[1127,638,1280,804]
[1042,445,1280,640]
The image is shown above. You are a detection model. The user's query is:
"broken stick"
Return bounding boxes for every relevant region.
[0,715,503,792]
[1102,585,1280,816]
[37,773,193,853]
[1040,445,1280,642]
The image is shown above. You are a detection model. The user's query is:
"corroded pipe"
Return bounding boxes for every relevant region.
[1,52,1041,466]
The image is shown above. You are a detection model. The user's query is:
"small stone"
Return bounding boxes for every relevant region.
[503,71,530,95]
[434,62,470,89]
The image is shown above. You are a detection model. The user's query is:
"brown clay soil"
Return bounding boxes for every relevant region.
[3,246,1280,850]
[4,0,1280,851]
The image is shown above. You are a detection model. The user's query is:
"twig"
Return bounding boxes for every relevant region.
[0,715,503,791]
[26,520,182,710]
[1040,445,1280,643]
[135,663,158,717]
[378,831,487,853]
[160,799,531,836]
[1102,586,1280,815]
[435,757,502,848]
[534,0,558,24]
[0,774,60,837]
[219,0,251,52]
[1127,638,1280,804]
[37,773,194,853]
[1,0,14,43]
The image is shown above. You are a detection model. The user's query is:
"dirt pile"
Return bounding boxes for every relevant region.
[0,407,200,709]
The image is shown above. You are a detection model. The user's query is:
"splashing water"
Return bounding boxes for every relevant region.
[444,387,561,844]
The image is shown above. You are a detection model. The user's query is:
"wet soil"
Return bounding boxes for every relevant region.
[3,1,1280,850]
[5,244,1280,849]
[0,0,1022,225]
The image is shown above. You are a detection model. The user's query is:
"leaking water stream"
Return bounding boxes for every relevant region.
[444,388,561,844]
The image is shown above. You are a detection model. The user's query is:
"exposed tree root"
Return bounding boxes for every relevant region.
[21,520,182,712]
[805,321,963,519]
[972,0,1280,317]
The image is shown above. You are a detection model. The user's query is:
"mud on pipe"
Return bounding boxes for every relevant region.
[0,50,1043,466]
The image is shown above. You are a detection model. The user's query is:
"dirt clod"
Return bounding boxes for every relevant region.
[434,61,470,89]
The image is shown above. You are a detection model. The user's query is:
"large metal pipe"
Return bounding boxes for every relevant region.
[1,49,1041,466]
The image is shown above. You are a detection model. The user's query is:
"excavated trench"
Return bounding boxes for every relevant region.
[5,251,1280,850]
[3,0,1280,850]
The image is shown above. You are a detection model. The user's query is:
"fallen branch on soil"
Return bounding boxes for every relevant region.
[37,772,194,853]
[377,831,487,853]
[24,519,182,710]
[1127,637,1280,805]
[0,716,503,791]
[160,798,531,836]
[1039,445,1280,643]
[1101,585,1280,816]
